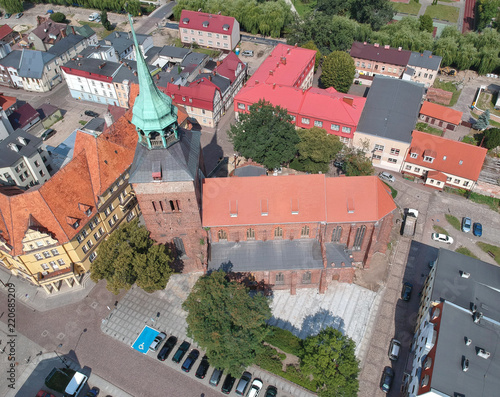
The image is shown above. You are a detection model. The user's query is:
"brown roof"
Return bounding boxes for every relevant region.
[350,42,411,67]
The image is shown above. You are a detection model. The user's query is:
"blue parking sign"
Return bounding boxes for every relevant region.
[132,326,159,354]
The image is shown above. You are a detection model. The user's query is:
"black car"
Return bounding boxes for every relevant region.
[380,366,394,393]
[221,374,236,394]
[195,355,210,379]
[172,341,190,363]
[84,110,99,117]
[157,335,177,361]
[264,385,277,397]
[181,349,199,372]
[401,282,413,301]
[41,129,56,141]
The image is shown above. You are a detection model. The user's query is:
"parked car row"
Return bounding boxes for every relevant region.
[380,338,402,393]
[150,333,278,396]
[462,216,482,237]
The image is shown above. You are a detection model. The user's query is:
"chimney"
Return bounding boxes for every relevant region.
[61,28,67,38]
[171,77,174,82]
[99,62,106,69]
[294,43,297,47]
[115,32,120,38]
[287,48,290,54]
[421,53,423,56]
[178,84,181,89]
[269,70,273,76]
[384,45,390,49]
[374,43,379,48]
[255,80,259,84]
[343,96,354,106]
[133,71,137,76]
[209,75,212,81]
[363,41,367,45]
[281,57,286,65]
[398,47,402,51]
[156,74,160,80]
[128,32,132,40]
[104,111,114,127]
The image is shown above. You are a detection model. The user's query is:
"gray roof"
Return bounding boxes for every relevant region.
[83,117,105,133]
[129,128,202,184]
[155,69,184,87]
[233,164,267,177]
[113,60,156,84]
[196,73,230,93]
[48,34,86,57]
[356,75,424,144]
[181,52,207,68]
[431,248,500,322]
[144,45,162,60]
[158,45,190,60]
[431,301,500,397]
[204,60,217,72]
[102,31,148,56]
[62,57,121,78]
[0,50,21,69]
[324,243,354,268]
[404,67,415,77]
[209,239,324,272]
[19,50,55,79]
[0,128,43,167]
[408,50,442,71]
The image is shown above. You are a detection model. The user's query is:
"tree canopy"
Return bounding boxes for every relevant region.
[341,146,374,176]
[475,110,490,130]
[26,0,143,16]
[291,127,343,173]
[0,0,23,13]
[301,40,322,71]
[183,271,272,376]
[419,15,434,33]
[101,10,112,31]
[301,327,359,397]
[320,51,355,93]
[50,12,66,23]
[90,219,174,294]
[482,127,500,149]
[228,100,300,170]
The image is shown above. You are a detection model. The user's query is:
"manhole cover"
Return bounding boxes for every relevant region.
[41,330,49,337]
[57,333,65,340]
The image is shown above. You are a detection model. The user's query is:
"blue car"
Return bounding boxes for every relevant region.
[473,222,482,237]
[461,217,472,233]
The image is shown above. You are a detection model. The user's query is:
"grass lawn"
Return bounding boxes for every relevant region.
[383,181,398,198]
[469,191,500,211]
[477,242,500,265]
[424,4,459,22]
[445,214,461,231]
[292,0,317,16]
[192,48,221,58]
[433,225,448,235]
[432,80,462,106]
[456,246,478,259]
[470,112,500,128]
[415,122,443,136]
[392,0,422,15]
[461,135,478,145]
[476,92,500,118]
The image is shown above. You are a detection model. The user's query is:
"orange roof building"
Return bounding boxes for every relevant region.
[419,101,463,131]
[403,130,487,190]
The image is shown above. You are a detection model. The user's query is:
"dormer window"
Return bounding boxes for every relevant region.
[202,21,209,27]
[459,160,463,165]
[410,153,418,159]
[182,18,189,24]
[222,24,230,31]
[423,156,434,163]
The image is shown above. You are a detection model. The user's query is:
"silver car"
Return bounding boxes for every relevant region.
[378,171,395,183]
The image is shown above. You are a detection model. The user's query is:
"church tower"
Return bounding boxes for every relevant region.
[128,15,207,272]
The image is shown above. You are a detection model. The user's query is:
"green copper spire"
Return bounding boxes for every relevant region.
[128,14,178,149]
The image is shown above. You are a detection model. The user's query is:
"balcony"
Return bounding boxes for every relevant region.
[37,264,74,284]
[119,194,137,211]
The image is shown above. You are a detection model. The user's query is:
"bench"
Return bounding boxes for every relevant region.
[487,251,495,258]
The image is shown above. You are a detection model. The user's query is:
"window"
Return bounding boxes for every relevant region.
[423,156,434,163]
[446,176,452,182]
[302,272,311,284]
[374,144,384,151]
[368,63,371,68]
[355,61,360,66]
[112,214,118,223]
[51,249,59,256]
[429,74,433,79]
[332,226,342,242]
[198,31,202,36]
[89,252,97,263]
[314,120,323,127]
[43,251,51,258]
[275,273,284,285]
[41,263,49,270]
[274,227,283,239]
[353,226,366,250]
[390,148,400,155]
[94,232,100,241]
[381,66,385,71]
[331,124,340,131]
[342,126,351,133]
[99,227,105,236]
[424,73,428,78]
[207,32,212,37]
[405,165,411,170]
[34,253,43,260]
[410,152,418,159]
[454,178,460,184]
[414,167,420,172]
[290,115,296,121]
[87,240,93,248]
[301,117,310,125]
[173,237,186,257]
[388,67,392,72]
[246,228,255,239]
[82,245,88,253]
[388,158,397,163]
[34,160,40,167]
[50,261,59,271]
[301,225,310,237]
[361,62,365,68]
[218,229,227,240]
[238,103,245,110]
[108,219,115,227]
[372,154,381,160]
[81,229,87,238]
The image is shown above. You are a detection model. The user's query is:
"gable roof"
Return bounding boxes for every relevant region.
[19,49,55,79]
[408,50,442,70]
[0,129,42,167]
[30,20,67,44]
[202,175,396,227]
[420,101,462,125]
[8,103,39,129]
[406,130,487,181]
[48,33,86,57]
[0,94,16,111]
[0,50,21,69]
[102,31,148,55]
[356,75,424,143]
[215,51,245,83]
[179,10,237,35]
[165,81,218,111]
[0,24,13,40]
[350,41,411,66]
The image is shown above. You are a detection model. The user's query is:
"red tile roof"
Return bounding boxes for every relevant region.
[0,94,16,111]
[350,42,411,66]
[427,170,447,182]
[0,24,13,40]
[179,10,237,35]
[406,130,487,181]
[420,101,463,125]
[216,52,245,83]
[202,174,395,227]
[165,81,219,111]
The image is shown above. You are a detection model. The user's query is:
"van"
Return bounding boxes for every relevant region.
[388,338,401,361]
[378,171,395,183]
[88,12,99,21]
[63,372,88,397]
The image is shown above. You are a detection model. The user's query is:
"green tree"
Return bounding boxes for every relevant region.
[90,219,174,294]
[183,271,272,376]
[320,51,355,93]
[50,12,66,23]
[301,327,359,397]
[433,36,458,66]
[342,146,374,176]
[101,10,113,30]
[476,0,500,31]
[228,100,299,169]
[455,42,479,70]
[482,127,500,149]
[419,15,433,33]
[475,110,490,130]
[301,40,321,72]
[291,127,343,173]
[0,0,23,13]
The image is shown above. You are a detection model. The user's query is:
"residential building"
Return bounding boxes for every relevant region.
[28,19,68,51]
[405,50,442,88]
[350,42,411,79]
[8,103,40,131]
[0,25,21,47]
[0,128,53,188]
[145,45,190,69]
[101,31,153,61]
[418,101,462,132]
[48,33,88,67]
[0,94,16,140]
[214,52,247,112]
[66,24,98,46]
[0,41,11,60]
[179,10,240,51]
[204,174,396,294]
[81,43,120,63]
[0,50,23,88]
[18,49,61,92]
[181,52,209,83]
[353,76,424,171]
[402,130,486,190]
[406,249,500,397]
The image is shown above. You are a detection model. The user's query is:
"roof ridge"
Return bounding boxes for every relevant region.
[36,188,71,242]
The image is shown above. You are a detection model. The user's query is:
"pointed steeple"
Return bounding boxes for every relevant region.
[128,15,178,149]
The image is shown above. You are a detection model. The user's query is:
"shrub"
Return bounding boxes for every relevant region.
[264,326,303,356]
[50,12,66,23]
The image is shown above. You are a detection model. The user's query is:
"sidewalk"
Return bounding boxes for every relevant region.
[0,267,96,312]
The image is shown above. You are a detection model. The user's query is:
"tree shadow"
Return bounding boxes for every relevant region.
[167,242,184,273]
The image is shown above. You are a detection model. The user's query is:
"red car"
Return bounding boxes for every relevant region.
[36,391,55,397]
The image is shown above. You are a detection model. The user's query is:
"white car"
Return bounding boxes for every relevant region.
[379,171,395,183]
[247,378,263,397]
[89,12,100,21]
[431,233,454,244]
